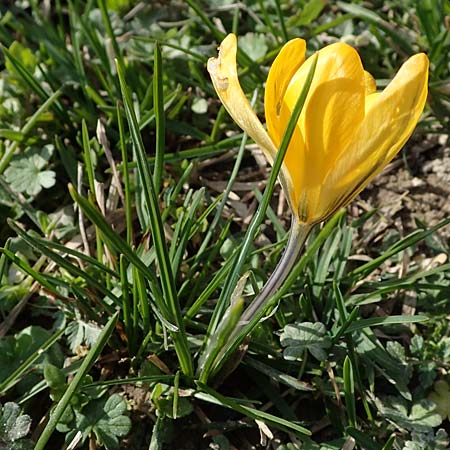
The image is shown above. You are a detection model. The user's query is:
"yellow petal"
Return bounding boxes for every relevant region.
[207,34,277,161]
[281,42,366,220]
[364,70,376,95]
[265,38,306,149]
[264,38,306,210]
[208,34,297,215]
[321,53,429,221]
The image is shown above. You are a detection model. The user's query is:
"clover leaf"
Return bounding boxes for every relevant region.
[280,321,331,362]
[60,393,131,450]
[4,145,55,196]
[0,402,33,450]
[375,396,441,434]
[239,32,268,61]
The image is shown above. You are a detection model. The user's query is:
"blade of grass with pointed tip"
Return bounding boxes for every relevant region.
[0,248,57,294]
[171,188,205,276]
[120,255,135,354]
[274,0,288,42]
[196,382,311,436]
[334,283,373,421]
[133,264,150,337]
[97,0,122,67]
[343,356,356,428]
[190,91,251,271]
[0,239,10,282]
[344,315,428,334]
[381,434,396,450]
[34,311,119,450]
[82,120,95,195]
[117,102,134,245]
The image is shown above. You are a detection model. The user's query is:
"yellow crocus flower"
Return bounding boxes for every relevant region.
[201,34,429,380]
[208,34,429,224]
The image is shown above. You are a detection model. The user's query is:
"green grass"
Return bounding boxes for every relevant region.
[0,1,449,449]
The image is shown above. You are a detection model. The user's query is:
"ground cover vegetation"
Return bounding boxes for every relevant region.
[0,0,449,449]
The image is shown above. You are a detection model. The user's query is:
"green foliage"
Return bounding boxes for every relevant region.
[429,380,450,420]
[0,402,33,450]
[375,396,442,433]
[239,32,268,60]
[280,321,331,362]
[0,326,63,384]
[0,1,448,448]
[65,316,102,353]
[4,145,56,196]
[57,393,131,450]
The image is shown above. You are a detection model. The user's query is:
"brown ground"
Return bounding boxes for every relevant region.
[360,132,450,239]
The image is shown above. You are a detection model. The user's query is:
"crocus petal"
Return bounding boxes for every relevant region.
[264,38,306,210]
[321,53,429,221]
[207,34,278,161]
[364,70,376,95]
[282,42,366,221]
[265,38,306,150]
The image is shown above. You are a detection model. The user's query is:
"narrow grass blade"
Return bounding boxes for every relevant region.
[173,371,180,419]
[344,315,428,333]
[133,264,150,336]
[97,0,122,66]
[149,414,168,450]
[68,185,162,301]
[120,255,135,354]
[34,311,119,450]
[244,357,314,392]
[196,382,311,436]
[82,374,175,388]
[82,119,96,195]
[0,248,56,294]
[274,0,288,41]
[27,235,118,279]
[343,356,356,428]
[117,101,133,245]
[381,434,396,450]
[171,188,205,275]
[0,239,10,281]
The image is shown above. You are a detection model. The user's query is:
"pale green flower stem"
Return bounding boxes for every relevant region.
[238,217,312,324]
